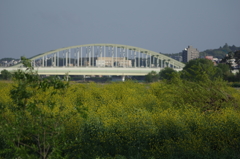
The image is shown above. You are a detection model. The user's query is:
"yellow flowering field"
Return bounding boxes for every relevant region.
[0,77,240,158]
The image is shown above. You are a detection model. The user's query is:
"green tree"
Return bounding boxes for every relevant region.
[234,50,240,66]
[200,44,240,59]
[216,63,232,80]
[1,69,12,80]
[235,50,240,82]
[223,43,229,49]
[0,56,75,158]
[181,58,222,82]
[220,50,240,82]
[159,67,177,80]
[221,52,235,69]
[145,71,159,83]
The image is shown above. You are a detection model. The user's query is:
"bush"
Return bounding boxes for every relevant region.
[159,67,177,80]
[1,57,240,158]
[145,71,159,83]
[1,69,12,80]
[231,82,240,87]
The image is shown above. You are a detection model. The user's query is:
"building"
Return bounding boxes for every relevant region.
[182,46,199,63]
[205,56,213,61]
[0,59,21,67]
[96,57,132,67]
[205,56,219,65]
[171,55,182,62]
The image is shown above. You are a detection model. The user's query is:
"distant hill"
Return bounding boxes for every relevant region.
[0,58,20,67]
[163,43,240,60]
[0,58,17,62]
[0,57,19,63]
[200,43,240,59]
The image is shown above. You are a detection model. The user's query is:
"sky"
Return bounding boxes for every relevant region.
[0,0,240,59]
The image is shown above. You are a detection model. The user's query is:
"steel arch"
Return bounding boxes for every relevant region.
[12,43,185,68]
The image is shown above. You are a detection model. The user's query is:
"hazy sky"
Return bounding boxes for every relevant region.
[1,0,239,59]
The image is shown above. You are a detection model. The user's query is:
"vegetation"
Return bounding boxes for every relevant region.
[221,50,240,68]
[200,43,240,59]
[0,58,17,63]
[145,71,159,83]
[220,50,240,82]
[163,43,240,60]
[0,57,240,158]
[181,58,222,82]
[159,67,177,81]
[157,56,240,83]
[0,69,12,80]
[0,58,19,67]
[216,63,232,79]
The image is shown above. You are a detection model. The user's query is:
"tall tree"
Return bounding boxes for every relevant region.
[1,56,73,158]
[234,50,240,66]
[145,71,159,83]
[181,58,222,82]
[159,67,177,81]
[216,63,232,80]
[1,69,12,80]
[221,51,240,69]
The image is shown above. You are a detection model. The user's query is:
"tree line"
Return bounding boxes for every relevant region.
[146,50,240,84]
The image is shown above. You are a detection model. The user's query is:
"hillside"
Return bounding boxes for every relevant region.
[200,43,240,59]
[0,58,17,62]
[163,43,240,60]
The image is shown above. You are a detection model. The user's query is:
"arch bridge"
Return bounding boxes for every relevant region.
[4,44,185,79]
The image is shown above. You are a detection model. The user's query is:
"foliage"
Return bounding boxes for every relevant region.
[181,58,222,82]
[219,50,240,82]
[0,57,240,158]
[216,63,232,79]
[0,56,81,158]
[221,51,239,69]
[159,67,177,80]
[217,63,230,72]
[200,43,240,59]
[145,71,159,83]
[0,57,17,62]
[234,50,240,65]
[1,69,12,80]
[164,44,240,60]
[230,82,240,87]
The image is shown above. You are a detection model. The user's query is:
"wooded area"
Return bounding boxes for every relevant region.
[0,58,240,158]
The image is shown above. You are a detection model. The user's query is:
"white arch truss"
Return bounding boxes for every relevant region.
[11,43,185,68]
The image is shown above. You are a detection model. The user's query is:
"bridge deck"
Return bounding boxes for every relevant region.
[0,67,182,76]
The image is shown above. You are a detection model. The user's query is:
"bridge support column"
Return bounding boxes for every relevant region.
[122,75,125,82]
[42,56,44,67]
[77,48,79,67]
[69,49,71,67]
[66,52,68,67]
[150,53,151,68]
[81,47,83,67]
[57,52,59,67]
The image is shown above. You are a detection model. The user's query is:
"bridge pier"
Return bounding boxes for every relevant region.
[111,75,125,82]
[122,75,125,82]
